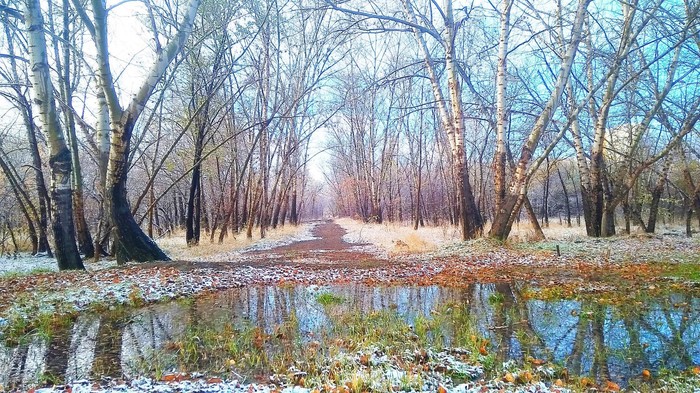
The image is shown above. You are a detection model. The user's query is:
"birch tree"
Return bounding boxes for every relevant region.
[327,0,483,239]
[0,3,52,256]
[23,0,84,269]
[571,0,700,237]
[488,0,590,240]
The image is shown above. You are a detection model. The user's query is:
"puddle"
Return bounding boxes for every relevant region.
[2,283,700,390]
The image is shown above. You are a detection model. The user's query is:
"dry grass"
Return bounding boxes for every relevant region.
[157,224,307,260]
[335,217,692,253]
[335,218,461,254]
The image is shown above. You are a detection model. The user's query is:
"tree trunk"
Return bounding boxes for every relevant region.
[24,0,84,270]
[523,196,545,241]
[88,0,200,262]
[185,132,203,245]
[557,166,572,227]
[54,0,94,258]
[541,158,551,228]
[290,187,298,225]
[494,0,512,214]
[109,120,170,263]
[2,17,53,256]
[489,0,590,240]
[646,158,671,233]
[24,107,52,256]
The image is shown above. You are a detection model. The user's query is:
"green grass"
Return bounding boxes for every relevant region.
[664,263,700,281]
[0,267,55,279]
[316,292,345,306]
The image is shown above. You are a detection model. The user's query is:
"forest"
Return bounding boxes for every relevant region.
[1,0,700,392]
[0,0,698,267]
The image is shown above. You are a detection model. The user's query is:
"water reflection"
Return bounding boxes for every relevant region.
[1,283,699,389]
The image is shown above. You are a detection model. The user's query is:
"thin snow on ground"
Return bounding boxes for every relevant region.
[0,254,116,276]
[0,223,315,276]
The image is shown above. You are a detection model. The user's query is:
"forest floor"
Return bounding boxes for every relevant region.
[1,220,700,392]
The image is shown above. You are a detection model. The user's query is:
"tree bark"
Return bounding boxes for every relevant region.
[557,165,572,227]
[646,158,671,233]
[52,0,94,257]
[87,0,201,262]
[489,0,590,240]
[494,0,512,214]
[24,0,84,270]
[1,18,52,255]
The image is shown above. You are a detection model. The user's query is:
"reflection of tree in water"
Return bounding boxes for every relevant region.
[635,294,698,369]
[3,284,700,389]
[92,311,126,378]
[43,320,73,383]
[485,283,548,362]
[4,345,30,390]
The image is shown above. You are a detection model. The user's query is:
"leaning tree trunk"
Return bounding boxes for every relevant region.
[108,119,169,263]
[24,0,84,270]
[88,0,200,263]
[23,104,52,256]
[488,0,589,240]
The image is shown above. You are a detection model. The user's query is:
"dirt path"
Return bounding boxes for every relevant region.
[245,220,387,267]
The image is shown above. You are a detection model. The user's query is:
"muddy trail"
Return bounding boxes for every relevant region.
[243,220,388,267]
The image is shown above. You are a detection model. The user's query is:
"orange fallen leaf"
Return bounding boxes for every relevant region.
[503,372,515,383]
[642,369,651,380]
[605,380,620,392]
[479,345,488,356]
[554,379,565,387]
[518,370,533,383]
[692,366,700,375]
[580,377,595,387]
[206,378,223,384]
[359,353,370,366]
[437,384,448,393]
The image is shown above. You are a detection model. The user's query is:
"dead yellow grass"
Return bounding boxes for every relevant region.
[336,217,603,252]
[157,224,306,260]
[334,218,460,254]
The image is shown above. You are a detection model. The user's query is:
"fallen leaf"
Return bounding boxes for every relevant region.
[359,353,370,366]
[580,377,595,387]
[503,372,515,383]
